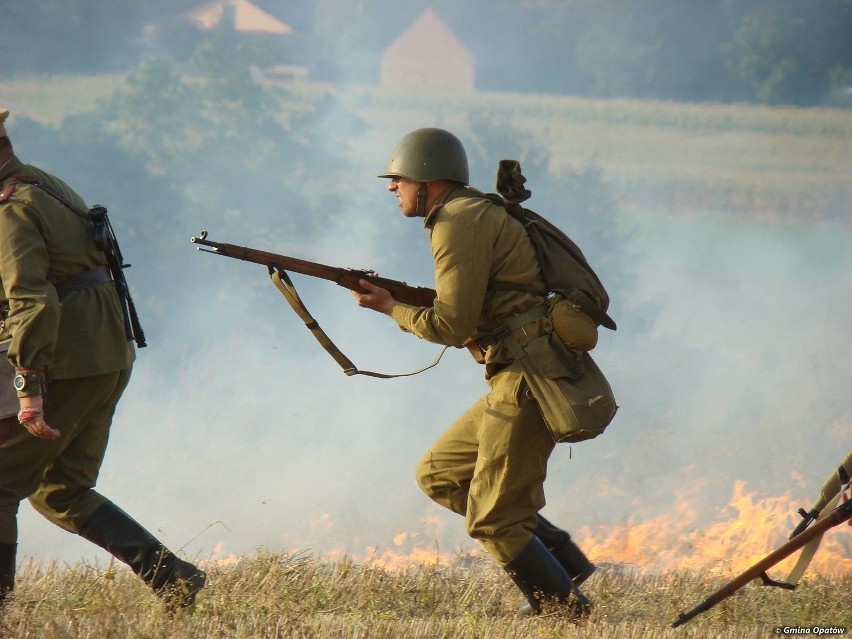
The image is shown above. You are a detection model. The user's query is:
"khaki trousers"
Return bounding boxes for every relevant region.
[416,363,555,565]
[0,367,132,544]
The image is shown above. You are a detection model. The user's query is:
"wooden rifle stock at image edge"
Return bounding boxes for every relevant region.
[672,498,852,628]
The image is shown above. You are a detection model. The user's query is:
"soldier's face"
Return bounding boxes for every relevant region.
[388,176,420,217]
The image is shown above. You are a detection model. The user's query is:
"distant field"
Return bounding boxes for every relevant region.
[342,86,852,220]
[3,73,850,219]
[0,73,128,125]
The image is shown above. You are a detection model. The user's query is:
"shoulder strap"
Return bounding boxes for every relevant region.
[0,176,90,220]
[269,267,448,379]
[0,182,16,203]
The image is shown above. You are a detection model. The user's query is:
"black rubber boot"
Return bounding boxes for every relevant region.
[78,503,205,610]
[504,536,591,617]
[534,514,596,586]
[0,543,14,606]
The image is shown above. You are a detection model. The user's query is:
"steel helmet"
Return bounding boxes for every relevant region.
[378,128,469,184]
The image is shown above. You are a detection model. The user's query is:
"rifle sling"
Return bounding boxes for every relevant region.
[5,176,91,219]
[783,464,850,586]
[269,267,448,379]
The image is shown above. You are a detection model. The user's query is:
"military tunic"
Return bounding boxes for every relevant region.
[390,184,558,565]
[0,156,133,378]
[0,154,135,543]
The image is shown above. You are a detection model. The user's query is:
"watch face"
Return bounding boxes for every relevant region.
[13,374,26,391]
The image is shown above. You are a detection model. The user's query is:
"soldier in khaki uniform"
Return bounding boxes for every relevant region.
[353,128,595,615]
[0,109,204,608]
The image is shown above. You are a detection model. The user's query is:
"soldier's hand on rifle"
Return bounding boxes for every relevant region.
[17,395,61,440]
[352,279,395,316]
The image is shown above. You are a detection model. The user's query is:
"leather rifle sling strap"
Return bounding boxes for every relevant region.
[3,176,90,219]
[269,267,448,379]
[784,452,852,586]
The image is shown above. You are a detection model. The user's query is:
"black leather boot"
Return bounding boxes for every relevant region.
[534,514,596,586]
[0,543,14,605]
[78,503,205,610]
[504,536,591,617]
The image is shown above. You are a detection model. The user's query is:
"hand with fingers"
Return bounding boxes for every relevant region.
[351,279,395,316]
[17,395,60,439]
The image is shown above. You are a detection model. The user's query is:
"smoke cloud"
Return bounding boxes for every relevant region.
[4,3,850,573]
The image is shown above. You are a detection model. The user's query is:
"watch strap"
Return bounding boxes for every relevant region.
[13,369,46,397]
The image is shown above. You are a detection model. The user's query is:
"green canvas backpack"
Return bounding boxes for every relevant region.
[491,159,616,332]
[477,160,619,443]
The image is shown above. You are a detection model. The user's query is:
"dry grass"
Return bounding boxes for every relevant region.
[1,551,849,638]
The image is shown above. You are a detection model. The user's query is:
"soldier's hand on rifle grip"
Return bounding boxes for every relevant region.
[352,279,395,316]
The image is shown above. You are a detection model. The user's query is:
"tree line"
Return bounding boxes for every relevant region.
[2,0,849,107]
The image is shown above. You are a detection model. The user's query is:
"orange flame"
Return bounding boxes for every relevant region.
[577,480,851,576]
[197,482,850,576]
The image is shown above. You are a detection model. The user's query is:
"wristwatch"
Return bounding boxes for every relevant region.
[13,370,46,395]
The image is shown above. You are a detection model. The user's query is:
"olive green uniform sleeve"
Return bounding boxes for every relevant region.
[0,195,61,371]
[390,196,493,346]
[390,187,546,357]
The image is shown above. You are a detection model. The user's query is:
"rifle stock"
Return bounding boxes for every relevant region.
[672,498,852,628]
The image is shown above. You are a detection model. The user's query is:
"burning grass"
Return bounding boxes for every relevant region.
[1,550,849,639]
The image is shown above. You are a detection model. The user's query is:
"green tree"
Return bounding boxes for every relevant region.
[724,1,852,105]
[0,0,200,74]
[724,5,804,103]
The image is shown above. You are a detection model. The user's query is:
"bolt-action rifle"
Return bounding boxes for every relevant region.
[190,231,484,376]
[671,497,852,628]
[90,205,146,348]
[191,230,437,307]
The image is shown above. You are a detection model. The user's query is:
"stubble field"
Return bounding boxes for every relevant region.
[1,550,850,639]
[1,73,850,639]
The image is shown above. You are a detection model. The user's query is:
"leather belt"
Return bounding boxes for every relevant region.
[478,305,548,349]
[55,267,111,300]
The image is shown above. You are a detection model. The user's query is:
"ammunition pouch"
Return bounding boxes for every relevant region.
[560,287,616,331]
[479,295,598,357]
[548,293,598,351]
[504,332,617,443]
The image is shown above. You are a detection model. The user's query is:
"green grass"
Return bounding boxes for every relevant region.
[2,551,849,638]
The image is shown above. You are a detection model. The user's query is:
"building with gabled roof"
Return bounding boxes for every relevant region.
[186,0,293,34]
[380,10,475,92]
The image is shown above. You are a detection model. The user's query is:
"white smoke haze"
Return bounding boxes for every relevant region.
[4,5,850,575]
[17,193,851,570]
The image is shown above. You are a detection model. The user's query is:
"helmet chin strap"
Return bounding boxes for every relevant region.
[416,182,428,216]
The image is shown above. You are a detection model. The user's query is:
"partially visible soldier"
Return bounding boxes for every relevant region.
[0,109,205,609]
[794,449,852,534]
[783,450,852,584]
[352,127,596,616]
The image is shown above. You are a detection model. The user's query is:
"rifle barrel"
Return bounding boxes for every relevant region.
[191,232,437,307]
